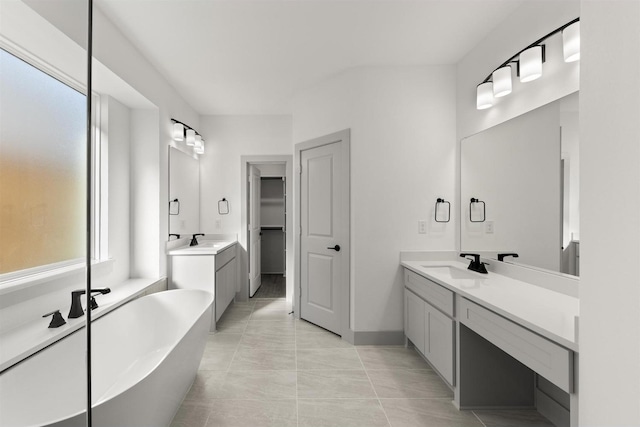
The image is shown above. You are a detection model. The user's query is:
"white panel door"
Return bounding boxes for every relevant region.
[300,140,348,335]
[249,166,262,296]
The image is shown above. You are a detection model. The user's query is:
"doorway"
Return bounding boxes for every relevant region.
[295,129,350,338]
[240,156,293,304]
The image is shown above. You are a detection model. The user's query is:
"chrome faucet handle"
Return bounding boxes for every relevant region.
[43,310,66,328]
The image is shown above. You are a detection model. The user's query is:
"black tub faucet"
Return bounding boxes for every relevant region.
[460,253,489,274]
[190,233,205,246]
[498,253,519,262]
[68,288,111,319]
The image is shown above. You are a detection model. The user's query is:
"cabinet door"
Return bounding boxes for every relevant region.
[405,289,425,354]
[215,267,225,322]
[425,302,455,386]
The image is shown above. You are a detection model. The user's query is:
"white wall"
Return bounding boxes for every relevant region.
[579,1,640,425]
[199,115,293,297]
[199,115,292,233]
[292,66,457,332]
[103,96,130,285]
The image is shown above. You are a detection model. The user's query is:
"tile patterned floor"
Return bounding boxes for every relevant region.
[171,298,555,427]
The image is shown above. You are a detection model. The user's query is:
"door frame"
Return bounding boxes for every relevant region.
[294,129,351,340]
[240,155,293,302]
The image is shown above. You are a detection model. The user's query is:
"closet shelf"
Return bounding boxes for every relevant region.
[261,225,284,230]
[261,198,284,204]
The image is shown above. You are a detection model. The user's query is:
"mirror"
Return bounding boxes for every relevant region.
[169,147,200,237]
[461,92,579,276]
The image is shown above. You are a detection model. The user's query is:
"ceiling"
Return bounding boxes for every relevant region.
[96,0,523,115]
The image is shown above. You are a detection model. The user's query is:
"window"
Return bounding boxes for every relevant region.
[0,47,103,282]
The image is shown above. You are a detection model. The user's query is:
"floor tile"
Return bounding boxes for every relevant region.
[204,333,242,351]
[296,348,363,370]
[169,401,211,427]
[199,350,236,371]
[207,370,297,400]
[296,330,353,349]
[204,399,297,427]
[357,347,430,370]
[254,299,291,312]
[474,409,555,427]
[229,347,296,371]
[367,369,453,399]
[297,370,377,399]
[298,399,390,427]
[380,398,484,427]
[239,331,296,349]
[216,319,248,334]
[183,371,227,403]
[244,320,295,335]
[250,310,295,321]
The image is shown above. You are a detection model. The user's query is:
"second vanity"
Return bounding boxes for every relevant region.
[401,258,579,427]
[169,239,237,331]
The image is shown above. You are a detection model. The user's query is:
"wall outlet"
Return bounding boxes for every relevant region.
[485,221,495,234]
[215,218,222,229]
[418,220,427,234]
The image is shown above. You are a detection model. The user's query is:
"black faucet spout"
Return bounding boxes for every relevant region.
[459,253,489,274]
[190,233,205,246]
[68,288,111,318]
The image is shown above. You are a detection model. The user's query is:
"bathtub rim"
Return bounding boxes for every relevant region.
[1,288,213,427]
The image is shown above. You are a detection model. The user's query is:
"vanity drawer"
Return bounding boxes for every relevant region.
[404,269,454,317]
[215,244,236,269]
[459,298,573,393]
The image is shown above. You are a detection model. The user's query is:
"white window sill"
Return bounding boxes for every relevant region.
[0,259,114,297]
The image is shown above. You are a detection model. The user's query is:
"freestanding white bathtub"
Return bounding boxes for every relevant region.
[0,289,213,427]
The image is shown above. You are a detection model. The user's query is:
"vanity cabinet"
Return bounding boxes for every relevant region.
[404,270,455,386]
[169,242,237,331]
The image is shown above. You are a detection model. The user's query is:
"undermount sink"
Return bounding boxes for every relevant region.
[420,265,482,280]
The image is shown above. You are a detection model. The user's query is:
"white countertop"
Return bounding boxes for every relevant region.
[401,260,579,352]
[167,240,236,256]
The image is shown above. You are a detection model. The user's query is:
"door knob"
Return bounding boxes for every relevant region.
[327,245,341,252]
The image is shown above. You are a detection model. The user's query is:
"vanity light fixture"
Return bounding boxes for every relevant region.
[562,21,580,62]
[171,118,205,155]
[475,17,579,110]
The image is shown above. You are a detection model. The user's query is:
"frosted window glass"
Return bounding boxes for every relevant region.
[0,48,86,275]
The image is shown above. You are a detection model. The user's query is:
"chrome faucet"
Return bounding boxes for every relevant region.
[190,233,204,246]
[460,253,489,274]
[68,288,111,319]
